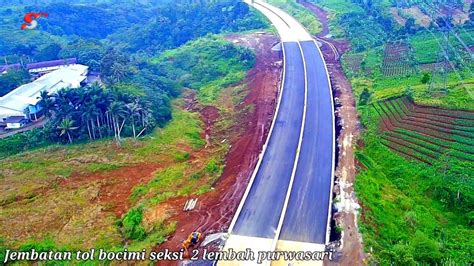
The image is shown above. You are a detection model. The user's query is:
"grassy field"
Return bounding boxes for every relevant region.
[0,35,255,258]
[409,29,474,64]
[307,0,364,38]
[343,29,474,111]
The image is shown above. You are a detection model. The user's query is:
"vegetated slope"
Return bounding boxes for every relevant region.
[0,35,256,257]
[305,0,474,264]
[266,0,322,35]
[356,97,473,264]
[373,96,474,164]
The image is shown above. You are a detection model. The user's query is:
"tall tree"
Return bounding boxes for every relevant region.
[38,90,55,118]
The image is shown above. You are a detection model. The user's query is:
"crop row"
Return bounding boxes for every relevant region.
[383,134,440,159]
[380,139,434,164]
[382,66,413,76]
[380,138,434,164]
[380,100,474,139]
[401,97,474,121]
[392,99,473,128]
[393,128,474,155]
[387,100,474,132]
[385,130,474,162]
[373,98,474,163]
[373,98,474,143]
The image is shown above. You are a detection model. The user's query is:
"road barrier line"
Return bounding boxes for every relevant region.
[227,0,289,234]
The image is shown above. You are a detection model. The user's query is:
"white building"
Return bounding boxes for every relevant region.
[5,116,29,130]
[0,64,89,121]
[27,58,77,75]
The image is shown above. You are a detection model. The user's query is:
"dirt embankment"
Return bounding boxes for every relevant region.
[299,1,366,265]
[156,33,281,257]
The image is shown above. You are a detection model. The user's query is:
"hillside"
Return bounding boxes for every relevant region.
[0,0,278,262]
[304,0,474,264]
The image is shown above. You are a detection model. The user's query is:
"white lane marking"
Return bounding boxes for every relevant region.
[311,38,336,245]
[271,40,308,254]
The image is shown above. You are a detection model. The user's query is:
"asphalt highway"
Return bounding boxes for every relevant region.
[279,40,334,244]
[232,41,305,239]
[224,1,334,255]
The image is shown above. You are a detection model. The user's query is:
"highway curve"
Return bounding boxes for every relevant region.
[222,1,334,260]
[279,40,335,244]
[232,41,305,238]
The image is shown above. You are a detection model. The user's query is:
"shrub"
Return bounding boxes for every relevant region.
[205,159,219,174]
[122,207,146,240]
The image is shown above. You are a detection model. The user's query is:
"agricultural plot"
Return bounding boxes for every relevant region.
[343,54,363,73]
[381,41,414,77]
[419,62,440,72]
[372,97,474,163]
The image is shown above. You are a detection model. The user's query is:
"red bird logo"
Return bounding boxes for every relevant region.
[21,12,48,30]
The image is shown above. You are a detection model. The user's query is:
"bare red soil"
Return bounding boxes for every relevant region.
[60,163,163,217]
[155,33,281,261]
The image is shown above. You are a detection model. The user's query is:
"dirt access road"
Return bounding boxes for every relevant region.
[156,32,281,261]
[298,1,366,265]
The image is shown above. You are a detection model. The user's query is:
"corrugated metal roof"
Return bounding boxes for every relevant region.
[26,58,77,70]
[0,64,88,119]
[5,116,28,123]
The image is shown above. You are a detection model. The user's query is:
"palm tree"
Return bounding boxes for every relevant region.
[54,90,74,116]
[82,106,97,140]
[107,101,128,142]
[57,118,78,144]
[37,90,55,119]
[111,63,127,84]
[126,100,142,139]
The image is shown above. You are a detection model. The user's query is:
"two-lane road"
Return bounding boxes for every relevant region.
[232,41,305,238]
[221,1,335,264]
[279,40,335,244]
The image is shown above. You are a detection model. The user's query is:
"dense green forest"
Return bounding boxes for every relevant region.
[0,0,266,157]
[0,1,266,60]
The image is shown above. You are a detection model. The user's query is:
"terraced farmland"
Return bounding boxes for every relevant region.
[381,41,414,77]
[373,97,474,164]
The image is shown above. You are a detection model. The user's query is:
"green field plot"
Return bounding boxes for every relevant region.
[371,97,474,163]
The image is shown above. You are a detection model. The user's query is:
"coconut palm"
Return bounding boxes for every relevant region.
[82,105,98,140]
[57,118,78,144]
[37,90,55,118]
[126,100,143,139]
[107,101,128,142]
[111,63,127,84]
